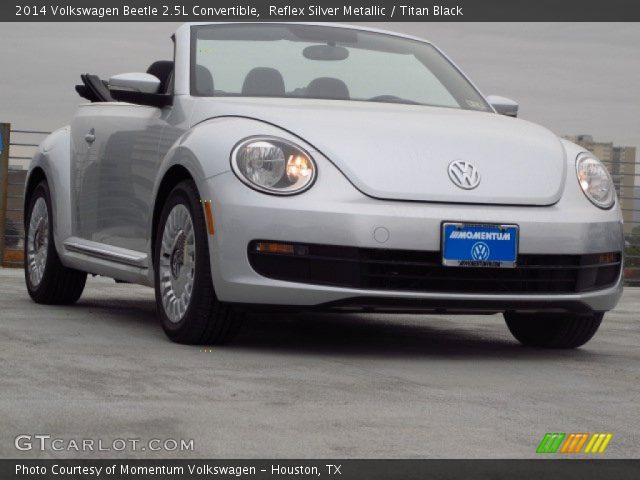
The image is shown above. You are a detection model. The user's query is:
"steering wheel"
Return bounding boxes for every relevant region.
[369,95,420,105]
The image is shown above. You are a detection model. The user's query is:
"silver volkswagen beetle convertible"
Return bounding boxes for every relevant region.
[24,22,623,348]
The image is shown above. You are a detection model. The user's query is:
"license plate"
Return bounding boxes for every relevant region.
[442,223,518,268]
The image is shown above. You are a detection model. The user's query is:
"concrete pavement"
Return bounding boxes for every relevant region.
[1,267,638,458]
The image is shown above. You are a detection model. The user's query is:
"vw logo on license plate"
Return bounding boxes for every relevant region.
[471,242,490,261]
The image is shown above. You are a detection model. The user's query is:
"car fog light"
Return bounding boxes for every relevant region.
[287,154,313,182]
[254,242,295,255]
[598,252,620,264]
[252,241,309,256]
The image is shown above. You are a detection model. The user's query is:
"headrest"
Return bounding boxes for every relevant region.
[195,65,215,95]
[242,67,286,97]
[306,77,350,100]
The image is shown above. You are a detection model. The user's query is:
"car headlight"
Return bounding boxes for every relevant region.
[576,153,615,209]
[231,137,316,195]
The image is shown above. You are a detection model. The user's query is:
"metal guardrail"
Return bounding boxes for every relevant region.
[0,121,639,284]
[0,125,51,267]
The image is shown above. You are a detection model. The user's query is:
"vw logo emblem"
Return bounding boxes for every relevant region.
[471,242,490,261]
[448,160,481,190]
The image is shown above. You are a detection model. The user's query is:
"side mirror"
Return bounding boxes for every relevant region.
[109,72,160,94]
[108,72,172,108]
[486,95,519,118]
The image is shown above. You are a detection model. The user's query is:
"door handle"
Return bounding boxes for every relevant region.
[84,129,95,144]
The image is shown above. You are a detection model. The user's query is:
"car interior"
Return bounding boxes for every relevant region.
[75,60,351,103]
[237,67,351,99]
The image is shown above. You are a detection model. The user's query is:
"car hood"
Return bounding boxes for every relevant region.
[194,98,567,205]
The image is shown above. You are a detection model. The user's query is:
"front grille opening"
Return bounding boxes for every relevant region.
[248,241,621,295]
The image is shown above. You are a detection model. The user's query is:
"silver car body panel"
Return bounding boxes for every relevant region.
[189,98,567,205]
[26,22,624,311]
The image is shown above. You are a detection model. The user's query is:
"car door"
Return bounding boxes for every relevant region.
[71,102,165,255]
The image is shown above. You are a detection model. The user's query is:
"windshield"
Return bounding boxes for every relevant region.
[191,24,491,111]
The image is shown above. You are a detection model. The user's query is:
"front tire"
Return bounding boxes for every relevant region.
[504,311,604,349]
[154,180,242,344]
[24,180,87,304]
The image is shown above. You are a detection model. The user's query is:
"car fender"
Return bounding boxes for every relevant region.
[25,126,73,258]
[561,138,589,166]
[151,115,321,224]
[158,116,319,180]
[149,116,325,284]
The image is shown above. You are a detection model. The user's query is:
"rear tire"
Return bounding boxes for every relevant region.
[24,181,87,304]
[504,311,604,349]
[154,180,243,345]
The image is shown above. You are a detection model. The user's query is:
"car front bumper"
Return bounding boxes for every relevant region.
[203,163,624,314]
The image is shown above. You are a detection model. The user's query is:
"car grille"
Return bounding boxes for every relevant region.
[248,241,621,295]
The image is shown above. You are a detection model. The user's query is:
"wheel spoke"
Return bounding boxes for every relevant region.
[158,204,196,323]
[26,197,49,287]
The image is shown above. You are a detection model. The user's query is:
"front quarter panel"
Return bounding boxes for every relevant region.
[157,116,322,182]
[153,115,325,217]
[26,126,73,258]
[149,116,324,282]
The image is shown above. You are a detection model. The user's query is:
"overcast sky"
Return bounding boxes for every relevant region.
[0,22,638,154]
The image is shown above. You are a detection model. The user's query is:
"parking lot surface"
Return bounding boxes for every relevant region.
[1,267,638,458]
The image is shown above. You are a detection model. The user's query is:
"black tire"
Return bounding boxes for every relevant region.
[24,181,87,304]
[504,311,604,349]
[154,180,243,345]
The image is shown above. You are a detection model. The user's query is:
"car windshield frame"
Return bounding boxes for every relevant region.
[189,23,492,112]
